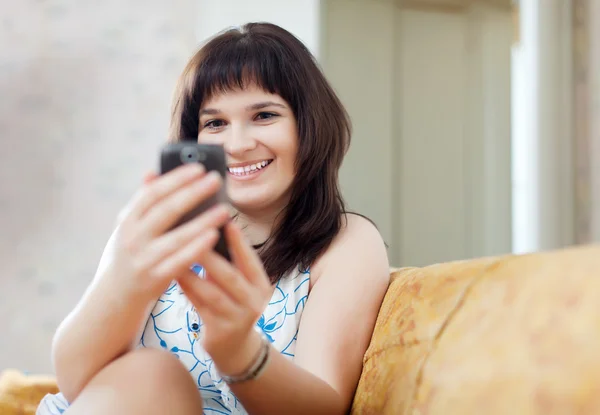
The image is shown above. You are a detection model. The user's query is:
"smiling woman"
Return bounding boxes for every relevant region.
[195,86,299,230]
[168,23,353,282]
[37,22,390,415]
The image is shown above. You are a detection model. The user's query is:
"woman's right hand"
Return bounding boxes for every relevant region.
[100,163,231,304]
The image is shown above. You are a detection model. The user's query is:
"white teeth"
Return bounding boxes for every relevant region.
[228,160,271,176]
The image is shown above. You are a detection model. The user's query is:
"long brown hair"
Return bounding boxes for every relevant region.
[169,22,351,283]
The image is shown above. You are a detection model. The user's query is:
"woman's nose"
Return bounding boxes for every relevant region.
[224,125,257,155]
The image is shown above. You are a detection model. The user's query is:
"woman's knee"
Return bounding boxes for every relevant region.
[68,348,202,414]
[104,348,193,392]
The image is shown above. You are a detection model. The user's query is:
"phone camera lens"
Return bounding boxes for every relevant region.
[180,146,201,164]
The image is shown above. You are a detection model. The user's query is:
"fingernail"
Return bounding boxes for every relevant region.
[186,163,205,174]
[206,228,219,240]
[207,204,227,219]
[207,171,222,182]
[143,172,156,184]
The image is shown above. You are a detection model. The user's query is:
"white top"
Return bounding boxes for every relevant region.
[37,264,311,415]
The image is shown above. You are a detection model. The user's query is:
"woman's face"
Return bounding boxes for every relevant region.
[198,84,298,215]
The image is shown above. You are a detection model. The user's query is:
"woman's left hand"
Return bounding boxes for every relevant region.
[177,221,273,375]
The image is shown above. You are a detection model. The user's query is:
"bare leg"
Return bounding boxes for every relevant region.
[66,348,203,414]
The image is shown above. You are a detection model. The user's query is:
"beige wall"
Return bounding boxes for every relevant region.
[573,0,600,243]
[323,0,513,267]
[0,0,197,373]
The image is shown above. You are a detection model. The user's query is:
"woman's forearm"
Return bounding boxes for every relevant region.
[51,276,154,403]
[229,332,347,415]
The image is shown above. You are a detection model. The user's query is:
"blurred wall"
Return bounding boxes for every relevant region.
[511,0,575,255]
[0,0,197,373]
[323,0,513,267]
[573,0,600,244]
[196,0,321,57]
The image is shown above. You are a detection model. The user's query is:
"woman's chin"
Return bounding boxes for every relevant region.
[228,190,286,216]
[229,194,270,213]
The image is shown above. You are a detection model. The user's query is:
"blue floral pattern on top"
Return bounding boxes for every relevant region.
[36,265,310,415]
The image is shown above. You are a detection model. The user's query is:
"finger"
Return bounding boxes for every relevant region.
[143,171,159,184]
[128,163,206,221]
[139,171,223,237]
[142,204,231,267]
[116,171,171,227]
[149,228,219,283]
[225,222,270,288]
[196,249,253,304]
[178,270,238,318]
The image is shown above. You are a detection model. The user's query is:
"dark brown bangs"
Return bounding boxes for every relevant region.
[169,27,307,142]
[197,37,289,104]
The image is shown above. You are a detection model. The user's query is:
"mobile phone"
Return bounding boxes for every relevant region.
[159,142,230,261]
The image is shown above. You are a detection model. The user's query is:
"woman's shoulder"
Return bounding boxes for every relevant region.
[337,213,386,247]
[309,213,389,287]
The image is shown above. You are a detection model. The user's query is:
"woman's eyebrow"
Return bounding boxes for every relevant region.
[199,108,220,116]
[245,101,287,111]
[200,101,287,116]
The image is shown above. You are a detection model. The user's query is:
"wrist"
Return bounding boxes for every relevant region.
[99,267,161,308]
[92,272,155,318]
[214,328,265,377]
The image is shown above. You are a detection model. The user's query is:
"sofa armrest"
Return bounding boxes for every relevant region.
[0,369,59,415]
[352,246,600,414]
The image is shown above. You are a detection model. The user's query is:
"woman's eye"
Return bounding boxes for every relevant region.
[204,119,225,130]
[255,112,277,121]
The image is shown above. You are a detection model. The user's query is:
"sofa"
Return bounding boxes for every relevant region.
[2,244,600,414]
[352,244,600,414]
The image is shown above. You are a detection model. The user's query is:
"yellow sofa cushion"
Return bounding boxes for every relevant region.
[0,369,59,415]
[352,245,600,414]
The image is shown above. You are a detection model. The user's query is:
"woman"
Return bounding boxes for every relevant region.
[38,22,389,415]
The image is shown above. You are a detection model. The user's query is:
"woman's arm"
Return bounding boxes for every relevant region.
[233,214,389,414]
[182,214,390,414]
[51,243,157,403]
[52,165,230,403]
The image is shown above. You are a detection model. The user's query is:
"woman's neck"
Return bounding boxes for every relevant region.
[232,207,284,247]
[231,190,292,246]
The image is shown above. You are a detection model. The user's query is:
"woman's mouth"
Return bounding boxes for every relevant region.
[227,159,273,178]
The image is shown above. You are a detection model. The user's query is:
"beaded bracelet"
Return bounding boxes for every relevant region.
[221,331,271,384]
